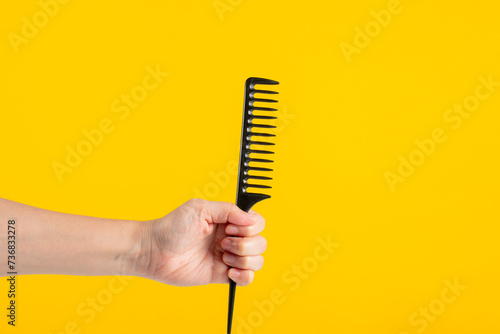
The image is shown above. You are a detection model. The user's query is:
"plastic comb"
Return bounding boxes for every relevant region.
[227,77,279,334]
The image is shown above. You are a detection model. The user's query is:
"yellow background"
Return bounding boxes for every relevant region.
[1,0,499,333]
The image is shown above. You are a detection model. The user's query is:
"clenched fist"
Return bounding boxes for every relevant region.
[136,199,267,286]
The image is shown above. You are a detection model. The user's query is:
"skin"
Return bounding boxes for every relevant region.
[0,198,267,286]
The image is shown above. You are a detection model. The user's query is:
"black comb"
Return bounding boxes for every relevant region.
[227,77,279,334]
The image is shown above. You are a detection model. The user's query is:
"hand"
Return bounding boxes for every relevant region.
[137,199,267,287]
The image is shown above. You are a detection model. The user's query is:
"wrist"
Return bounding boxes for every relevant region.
[119,219,156,278]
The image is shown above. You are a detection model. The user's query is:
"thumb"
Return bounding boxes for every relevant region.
[195,199,256,226]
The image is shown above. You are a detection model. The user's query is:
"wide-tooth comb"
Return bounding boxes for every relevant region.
[227,77,279,334]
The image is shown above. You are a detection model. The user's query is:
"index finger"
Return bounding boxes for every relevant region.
[225,210,265,236]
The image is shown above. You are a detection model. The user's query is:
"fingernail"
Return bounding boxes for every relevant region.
[222,239,232,249]
[224,253,235,263]
[226,226,238,235]
[229,269,240,278]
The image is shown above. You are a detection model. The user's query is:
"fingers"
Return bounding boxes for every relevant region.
[186,199,267,286]
[225,210,265,237]
[221,235,267,256]
[228,268,255,286]
[223,253,264,271]
[189,198,260,227]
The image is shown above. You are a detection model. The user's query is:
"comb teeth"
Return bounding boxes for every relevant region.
[245,158,274,164]
[246,141,275,147]
[249,78,279,88]
[246,149,274,155]
[247,124,277,129]
[237,77,278,206]
[250,90,279,97]
[249,98,278,106]
[251,107,278,112]
[250,115,277,120]
[245,166,273,172]
[247,133,276,140]
[243,184,272,192]
[245,175,273,180]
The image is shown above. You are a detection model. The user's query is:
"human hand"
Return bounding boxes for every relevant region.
[136,199,267,287]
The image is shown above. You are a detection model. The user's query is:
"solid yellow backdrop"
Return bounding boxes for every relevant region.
[1,0,499,333]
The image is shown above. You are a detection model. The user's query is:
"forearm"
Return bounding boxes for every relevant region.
[0,198,143,277]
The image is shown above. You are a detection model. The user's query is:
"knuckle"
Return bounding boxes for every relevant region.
[241,225,252,235]
[237,238,246,253]
[240,256,250,267]
[260,216,266,228]
[188,198,204,207]
[246,271,255,285]
[261,236,268,252]
[253,257,263,271]
[258,256,264,270]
